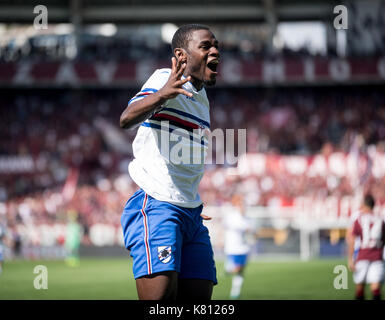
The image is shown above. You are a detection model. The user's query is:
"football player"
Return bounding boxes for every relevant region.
[224,193,255,299]
[120,24,220,300]
[347,194,385,300]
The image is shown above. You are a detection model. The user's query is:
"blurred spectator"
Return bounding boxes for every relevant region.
[1,86,385,244]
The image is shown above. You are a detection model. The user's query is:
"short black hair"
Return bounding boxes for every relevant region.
[363,194,375,209]
[171,24,210,53]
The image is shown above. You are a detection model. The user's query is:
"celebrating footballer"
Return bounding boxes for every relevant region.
[120,24,220,300]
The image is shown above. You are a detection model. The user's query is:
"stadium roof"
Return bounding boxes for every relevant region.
[0,0,351,24]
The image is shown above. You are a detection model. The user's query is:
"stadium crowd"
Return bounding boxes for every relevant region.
[5,25,377,64]
[1,86,385,225]
[0,32,318,63]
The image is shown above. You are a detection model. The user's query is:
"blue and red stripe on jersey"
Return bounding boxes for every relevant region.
[150,113,200,132]
[128,88,158,105]
[141,122,207,146]
[128,87,210,129]
[161,107,210,129]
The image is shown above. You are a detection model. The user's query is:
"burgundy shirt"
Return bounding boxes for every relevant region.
[352,213,385,262]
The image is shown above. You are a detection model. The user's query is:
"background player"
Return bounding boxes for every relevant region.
[224,193,256,299]
[347,194,385,300]
[120,24,220,300]
[65,210,83,267]
[0,218,5,275]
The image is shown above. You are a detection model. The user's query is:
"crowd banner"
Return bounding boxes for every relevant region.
[1,57,385,86]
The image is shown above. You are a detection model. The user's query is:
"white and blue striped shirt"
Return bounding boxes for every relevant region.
[128,68,211,208]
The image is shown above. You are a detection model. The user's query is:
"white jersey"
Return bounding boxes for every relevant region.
[224,208,252,255]
[128,68,210,208]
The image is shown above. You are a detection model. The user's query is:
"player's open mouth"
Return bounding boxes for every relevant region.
[207,60,219,74]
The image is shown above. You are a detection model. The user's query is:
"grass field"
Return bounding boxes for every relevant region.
[0,257,371,300]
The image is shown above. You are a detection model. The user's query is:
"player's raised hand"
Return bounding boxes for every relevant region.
[158,57,193,100]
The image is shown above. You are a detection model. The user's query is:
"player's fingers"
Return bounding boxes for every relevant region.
[176,63,186,79]
[174,57,182,74]
[200,214,212,220]
[175,76,191,87]
[178,89,193,98]
[171,57,176,73]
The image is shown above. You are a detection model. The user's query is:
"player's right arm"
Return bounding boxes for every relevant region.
[120,57,193,130]
[347,220,359,271]
[347,227,355,271]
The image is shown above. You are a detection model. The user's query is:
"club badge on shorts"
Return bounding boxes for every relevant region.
[158,246,172,263]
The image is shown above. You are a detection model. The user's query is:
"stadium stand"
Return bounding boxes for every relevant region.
[0,0,384,259]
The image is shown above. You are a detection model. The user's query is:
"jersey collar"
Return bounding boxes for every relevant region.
[181,75,203,94]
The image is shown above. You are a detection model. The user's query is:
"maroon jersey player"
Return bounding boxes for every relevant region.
[347,194,385,300]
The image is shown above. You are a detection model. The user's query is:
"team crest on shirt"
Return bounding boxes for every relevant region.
[158,246,172,263]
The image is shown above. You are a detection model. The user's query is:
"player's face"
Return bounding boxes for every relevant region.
[185,29,220,88]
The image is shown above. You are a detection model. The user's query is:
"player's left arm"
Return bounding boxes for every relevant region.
[347,229,355,271]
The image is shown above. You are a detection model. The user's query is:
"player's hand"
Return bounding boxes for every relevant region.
[201,214,212,221]
[348,258,355,272]
[158,57,193,100]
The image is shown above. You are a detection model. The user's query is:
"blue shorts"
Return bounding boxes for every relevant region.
[225,254,248,271]
[121,189,217,284]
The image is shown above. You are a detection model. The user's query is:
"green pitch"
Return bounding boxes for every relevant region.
[0,258,368,300]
